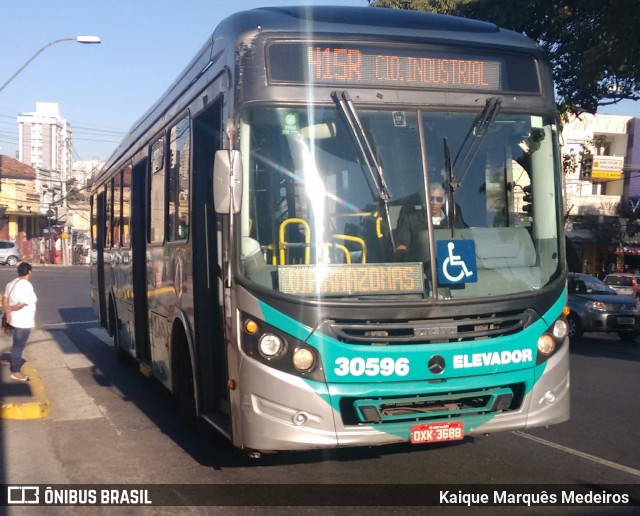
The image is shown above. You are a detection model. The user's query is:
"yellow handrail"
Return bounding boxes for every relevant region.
[279,218,311,264]
[324,242,351,264]
[332,234,367,263]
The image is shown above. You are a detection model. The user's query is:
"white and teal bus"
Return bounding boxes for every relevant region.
[90,6,569,454]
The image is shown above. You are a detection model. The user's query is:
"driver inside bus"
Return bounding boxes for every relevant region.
[394,181,466,259]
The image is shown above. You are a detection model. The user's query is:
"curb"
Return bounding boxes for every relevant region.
[0,361,51,420]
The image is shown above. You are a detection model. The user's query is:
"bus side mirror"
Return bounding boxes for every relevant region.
[213,150,243,214]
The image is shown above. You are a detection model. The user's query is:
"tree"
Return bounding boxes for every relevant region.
[369,0,640,115]
[65,178,87,202]
[369,0,463,9]
[617,200,640,238]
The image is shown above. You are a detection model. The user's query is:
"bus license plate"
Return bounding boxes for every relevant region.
[410,421,464,444]
[618,317,635,325]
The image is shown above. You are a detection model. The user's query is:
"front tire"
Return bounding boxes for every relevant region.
[567,314,583,341]
[6,256,18,266]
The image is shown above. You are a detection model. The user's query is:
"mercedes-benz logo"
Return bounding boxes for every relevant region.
[428,355,446,374]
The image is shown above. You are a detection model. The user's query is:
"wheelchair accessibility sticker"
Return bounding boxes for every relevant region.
[436,240,477,284]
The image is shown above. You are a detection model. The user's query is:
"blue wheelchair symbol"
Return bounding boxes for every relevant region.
[436,240,477,285]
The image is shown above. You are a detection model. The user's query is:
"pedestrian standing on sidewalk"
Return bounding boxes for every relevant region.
[3,262,37,381]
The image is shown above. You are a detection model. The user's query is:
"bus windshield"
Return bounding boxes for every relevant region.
[238,104,560,300]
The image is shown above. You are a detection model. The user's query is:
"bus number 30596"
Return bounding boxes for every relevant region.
[334,357,410,377]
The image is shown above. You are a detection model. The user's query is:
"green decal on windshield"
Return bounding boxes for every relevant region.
[281,112,300,135]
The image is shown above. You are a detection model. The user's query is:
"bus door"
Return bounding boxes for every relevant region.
[131,158,150,361]
[94,192,107,328]
[191,98,228,421]
[146,137,170,377]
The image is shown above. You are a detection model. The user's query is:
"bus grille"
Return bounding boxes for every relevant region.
[327,309,534,344]
[340,384,525,425]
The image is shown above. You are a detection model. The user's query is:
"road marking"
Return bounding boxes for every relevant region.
[515,431,640,478]
[87,327,113,347]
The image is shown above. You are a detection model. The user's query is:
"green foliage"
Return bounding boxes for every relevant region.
[562,152,577,177]
[369,0,461,11]
[66,179,87,202]
[617,201,640,238]
[368,0,640,115]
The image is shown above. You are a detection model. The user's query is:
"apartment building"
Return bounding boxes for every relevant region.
[17,102,72,223]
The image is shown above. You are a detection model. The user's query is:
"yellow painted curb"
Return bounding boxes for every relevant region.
[0,362,50,420]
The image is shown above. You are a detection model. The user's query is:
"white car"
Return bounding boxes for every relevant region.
[0,240,21,266]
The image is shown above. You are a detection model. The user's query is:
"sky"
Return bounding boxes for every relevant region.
[0,0,369,163]
[0,0,638,164]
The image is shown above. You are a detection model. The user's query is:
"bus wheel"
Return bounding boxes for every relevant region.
[174,342,197,425]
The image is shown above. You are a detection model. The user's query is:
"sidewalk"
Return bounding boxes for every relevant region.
[0,331,50,419]
[0,329,101,420]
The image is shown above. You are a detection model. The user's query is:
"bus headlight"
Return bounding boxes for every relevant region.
[241,312,325,381]
[293,347,315,372]
[552,318,569,340]
[259,333,284,358]
[537,334,556,356]
[535,316,569,364]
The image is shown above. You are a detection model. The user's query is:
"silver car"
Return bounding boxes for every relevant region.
[0,240,21,266]
[568,273,640,341]
[604,272,640,299]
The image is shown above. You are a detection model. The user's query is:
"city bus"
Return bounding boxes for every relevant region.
[90,6,570,454]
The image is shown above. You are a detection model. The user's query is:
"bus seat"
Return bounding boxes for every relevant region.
[241,237,267,279]
[407,230,430,262]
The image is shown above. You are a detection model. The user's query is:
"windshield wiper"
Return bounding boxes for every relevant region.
[331,90,396,249]
[451,96,502,190]
[442,137,457,238]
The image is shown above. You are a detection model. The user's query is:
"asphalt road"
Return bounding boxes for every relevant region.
[0,266,639,514]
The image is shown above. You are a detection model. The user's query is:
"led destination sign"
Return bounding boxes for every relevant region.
[268,43,540,93]
[278,263,424,296]
[306,46,500,89]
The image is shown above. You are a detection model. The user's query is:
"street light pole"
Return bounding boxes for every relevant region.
[0,36,101,93]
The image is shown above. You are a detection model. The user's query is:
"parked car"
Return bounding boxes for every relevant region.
[603,272,640,298]
[567,272,640,341]
[0,240,21,266]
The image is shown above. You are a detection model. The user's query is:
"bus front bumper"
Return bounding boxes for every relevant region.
[235,343,569,452]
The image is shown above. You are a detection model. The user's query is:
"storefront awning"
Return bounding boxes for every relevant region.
[610,245,640,255]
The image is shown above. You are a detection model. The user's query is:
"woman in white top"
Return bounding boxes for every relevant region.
[3,262,37,381]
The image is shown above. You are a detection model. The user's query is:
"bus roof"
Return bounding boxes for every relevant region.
[234,6,502,38]
[219,6,537,52]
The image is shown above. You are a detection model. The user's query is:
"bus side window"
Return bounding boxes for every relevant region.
[122,165,132,247]
[104,181,113,248]
[113,170,122,247]
[168,115,191,242]
[149,137,165,244]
